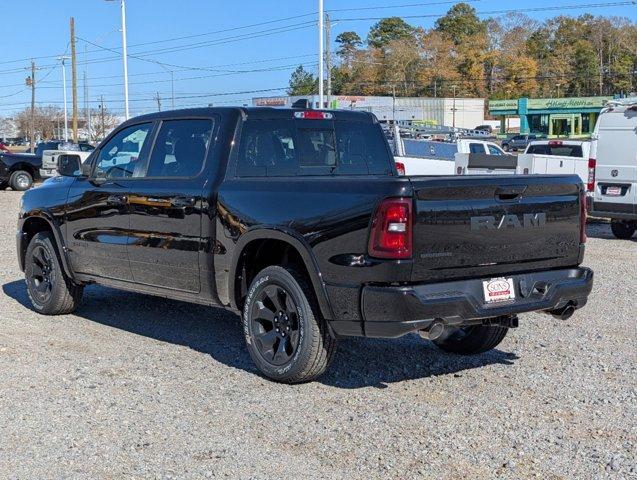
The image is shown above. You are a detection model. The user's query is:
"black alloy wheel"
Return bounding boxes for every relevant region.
[28,244,55,304]
[250,284,300,366]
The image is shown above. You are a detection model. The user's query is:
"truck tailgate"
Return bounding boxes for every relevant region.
[410,175,583,282]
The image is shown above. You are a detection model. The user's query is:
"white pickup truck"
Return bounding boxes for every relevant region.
[395,138,506,175]
[517,140,591,191]
[40,148,93,178]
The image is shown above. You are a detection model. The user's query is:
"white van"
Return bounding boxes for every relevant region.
[589,98,637,239]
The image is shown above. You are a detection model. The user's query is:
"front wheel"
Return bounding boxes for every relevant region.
[10,170,33,191]
[610,220,636,239]
[243,266,337,383]
[25,232,83,315]
[433,324,508,355]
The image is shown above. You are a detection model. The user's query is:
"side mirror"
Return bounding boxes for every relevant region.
[57,154,82,177]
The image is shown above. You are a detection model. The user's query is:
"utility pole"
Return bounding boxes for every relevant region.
[154,92,162,111]
[318,0,324,109]
[99,95,106,140]
[170,71,174,109]
[57,56,70,141]
[70,17,79,142]
[121,0,130,119]
[325,13,332,108]
[391,84,396,123]
[84,43,91,142]
[451,84,457,129]
[26,61,36,152]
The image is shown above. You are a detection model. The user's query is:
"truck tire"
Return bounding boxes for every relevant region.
[610,220,636,239]
[433,324,508,355]
[243,265,337,383]
[10,170,33,191]
[25,232,83,315]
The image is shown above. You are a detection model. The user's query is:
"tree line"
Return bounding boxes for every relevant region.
[288,3,637,99]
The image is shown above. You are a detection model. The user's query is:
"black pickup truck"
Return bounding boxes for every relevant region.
[0,150,41,190]
[16,107,593,383]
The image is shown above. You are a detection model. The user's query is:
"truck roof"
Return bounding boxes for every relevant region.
[126,107,377,124]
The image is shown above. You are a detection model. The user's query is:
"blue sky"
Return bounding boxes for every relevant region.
[1,0,635,117]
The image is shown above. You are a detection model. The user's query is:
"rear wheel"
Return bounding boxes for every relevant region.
[25,232,83,315]
[243,265,337,383]
[610,220,636,239]
[433,324,508,355]
[10,170,33,191]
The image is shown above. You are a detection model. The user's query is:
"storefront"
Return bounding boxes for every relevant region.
[488,96,612,137]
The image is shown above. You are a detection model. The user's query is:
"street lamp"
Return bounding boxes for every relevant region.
[106,0,130,119]
[57,56,70,141]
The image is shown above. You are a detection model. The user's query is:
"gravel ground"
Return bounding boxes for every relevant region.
[0,189,635,480]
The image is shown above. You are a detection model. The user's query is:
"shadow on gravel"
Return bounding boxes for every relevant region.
[3,280,518,388]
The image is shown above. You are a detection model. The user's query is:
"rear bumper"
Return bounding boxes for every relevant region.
[361,267,594,338]
[590,201,636,220]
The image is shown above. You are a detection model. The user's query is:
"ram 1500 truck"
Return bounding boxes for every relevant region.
[16,107,593,383]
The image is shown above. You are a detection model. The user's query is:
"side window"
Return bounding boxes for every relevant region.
[487,144,504,155]
[237,120,297,177]
[94,123,152,179]
[335,122,392,175]
[469,143,485,154]
[144,119,213,178]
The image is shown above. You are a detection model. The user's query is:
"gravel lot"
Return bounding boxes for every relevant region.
[0,189,635,479]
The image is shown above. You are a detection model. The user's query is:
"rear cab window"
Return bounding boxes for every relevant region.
[527,144,583,157]
[236,116,394,177]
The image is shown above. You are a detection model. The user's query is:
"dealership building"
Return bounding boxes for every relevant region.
[488,96,612,137]
[252,95,485,130]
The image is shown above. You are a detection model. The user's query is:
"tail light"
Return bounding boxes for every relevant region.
[395,161,405,176]
[368,198,413,259]
[548,140,563,146]
[587,158,596,192]
[580,190,587,244]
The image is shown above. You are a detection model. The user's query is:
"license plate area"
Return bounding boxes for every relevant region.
[605,185,622,196]
[483,277,516,303]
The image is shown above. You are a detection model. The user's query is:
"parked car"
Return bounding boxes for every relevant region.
[474,124,493,133]
[16,107,593,383]
[502,134,539,152]
[0,150,41,190]
[589,97,637,239]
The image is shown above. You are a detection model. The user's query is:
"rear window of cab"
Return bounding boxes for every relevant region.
[236,119,393,177]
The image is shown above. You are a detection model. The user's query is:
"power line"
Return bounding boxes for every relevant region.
[333,1,636,20]
[327,0,478,12]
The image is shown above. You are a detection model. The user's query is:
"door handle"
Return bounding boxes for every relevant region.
[495,186,526,201]
[106,194,128,206]
[171,197,196,208]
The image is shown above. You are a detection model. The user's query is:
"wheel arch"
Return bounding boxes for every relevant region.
[10,162,38,178]
[229,228,334,320]
[19,213,74,278]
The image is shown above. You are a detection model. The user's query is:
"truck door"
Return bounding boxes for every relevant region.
[65,122,155,281]
[125,118,216,293]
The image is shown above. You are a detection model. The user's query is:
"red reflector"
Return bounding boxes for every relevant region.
[368,198,413,259]
[294,111,333,120]
[587,158,596,191]
[580,190,587,244]
[395,161,405,176]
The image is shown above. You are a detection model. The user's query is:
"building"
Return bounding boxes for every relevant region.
[488,96,613,137]
[252,95,485,130]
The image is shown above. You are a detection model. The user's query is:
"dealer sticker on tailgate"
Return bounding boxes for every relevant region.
[483,277,516,303]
